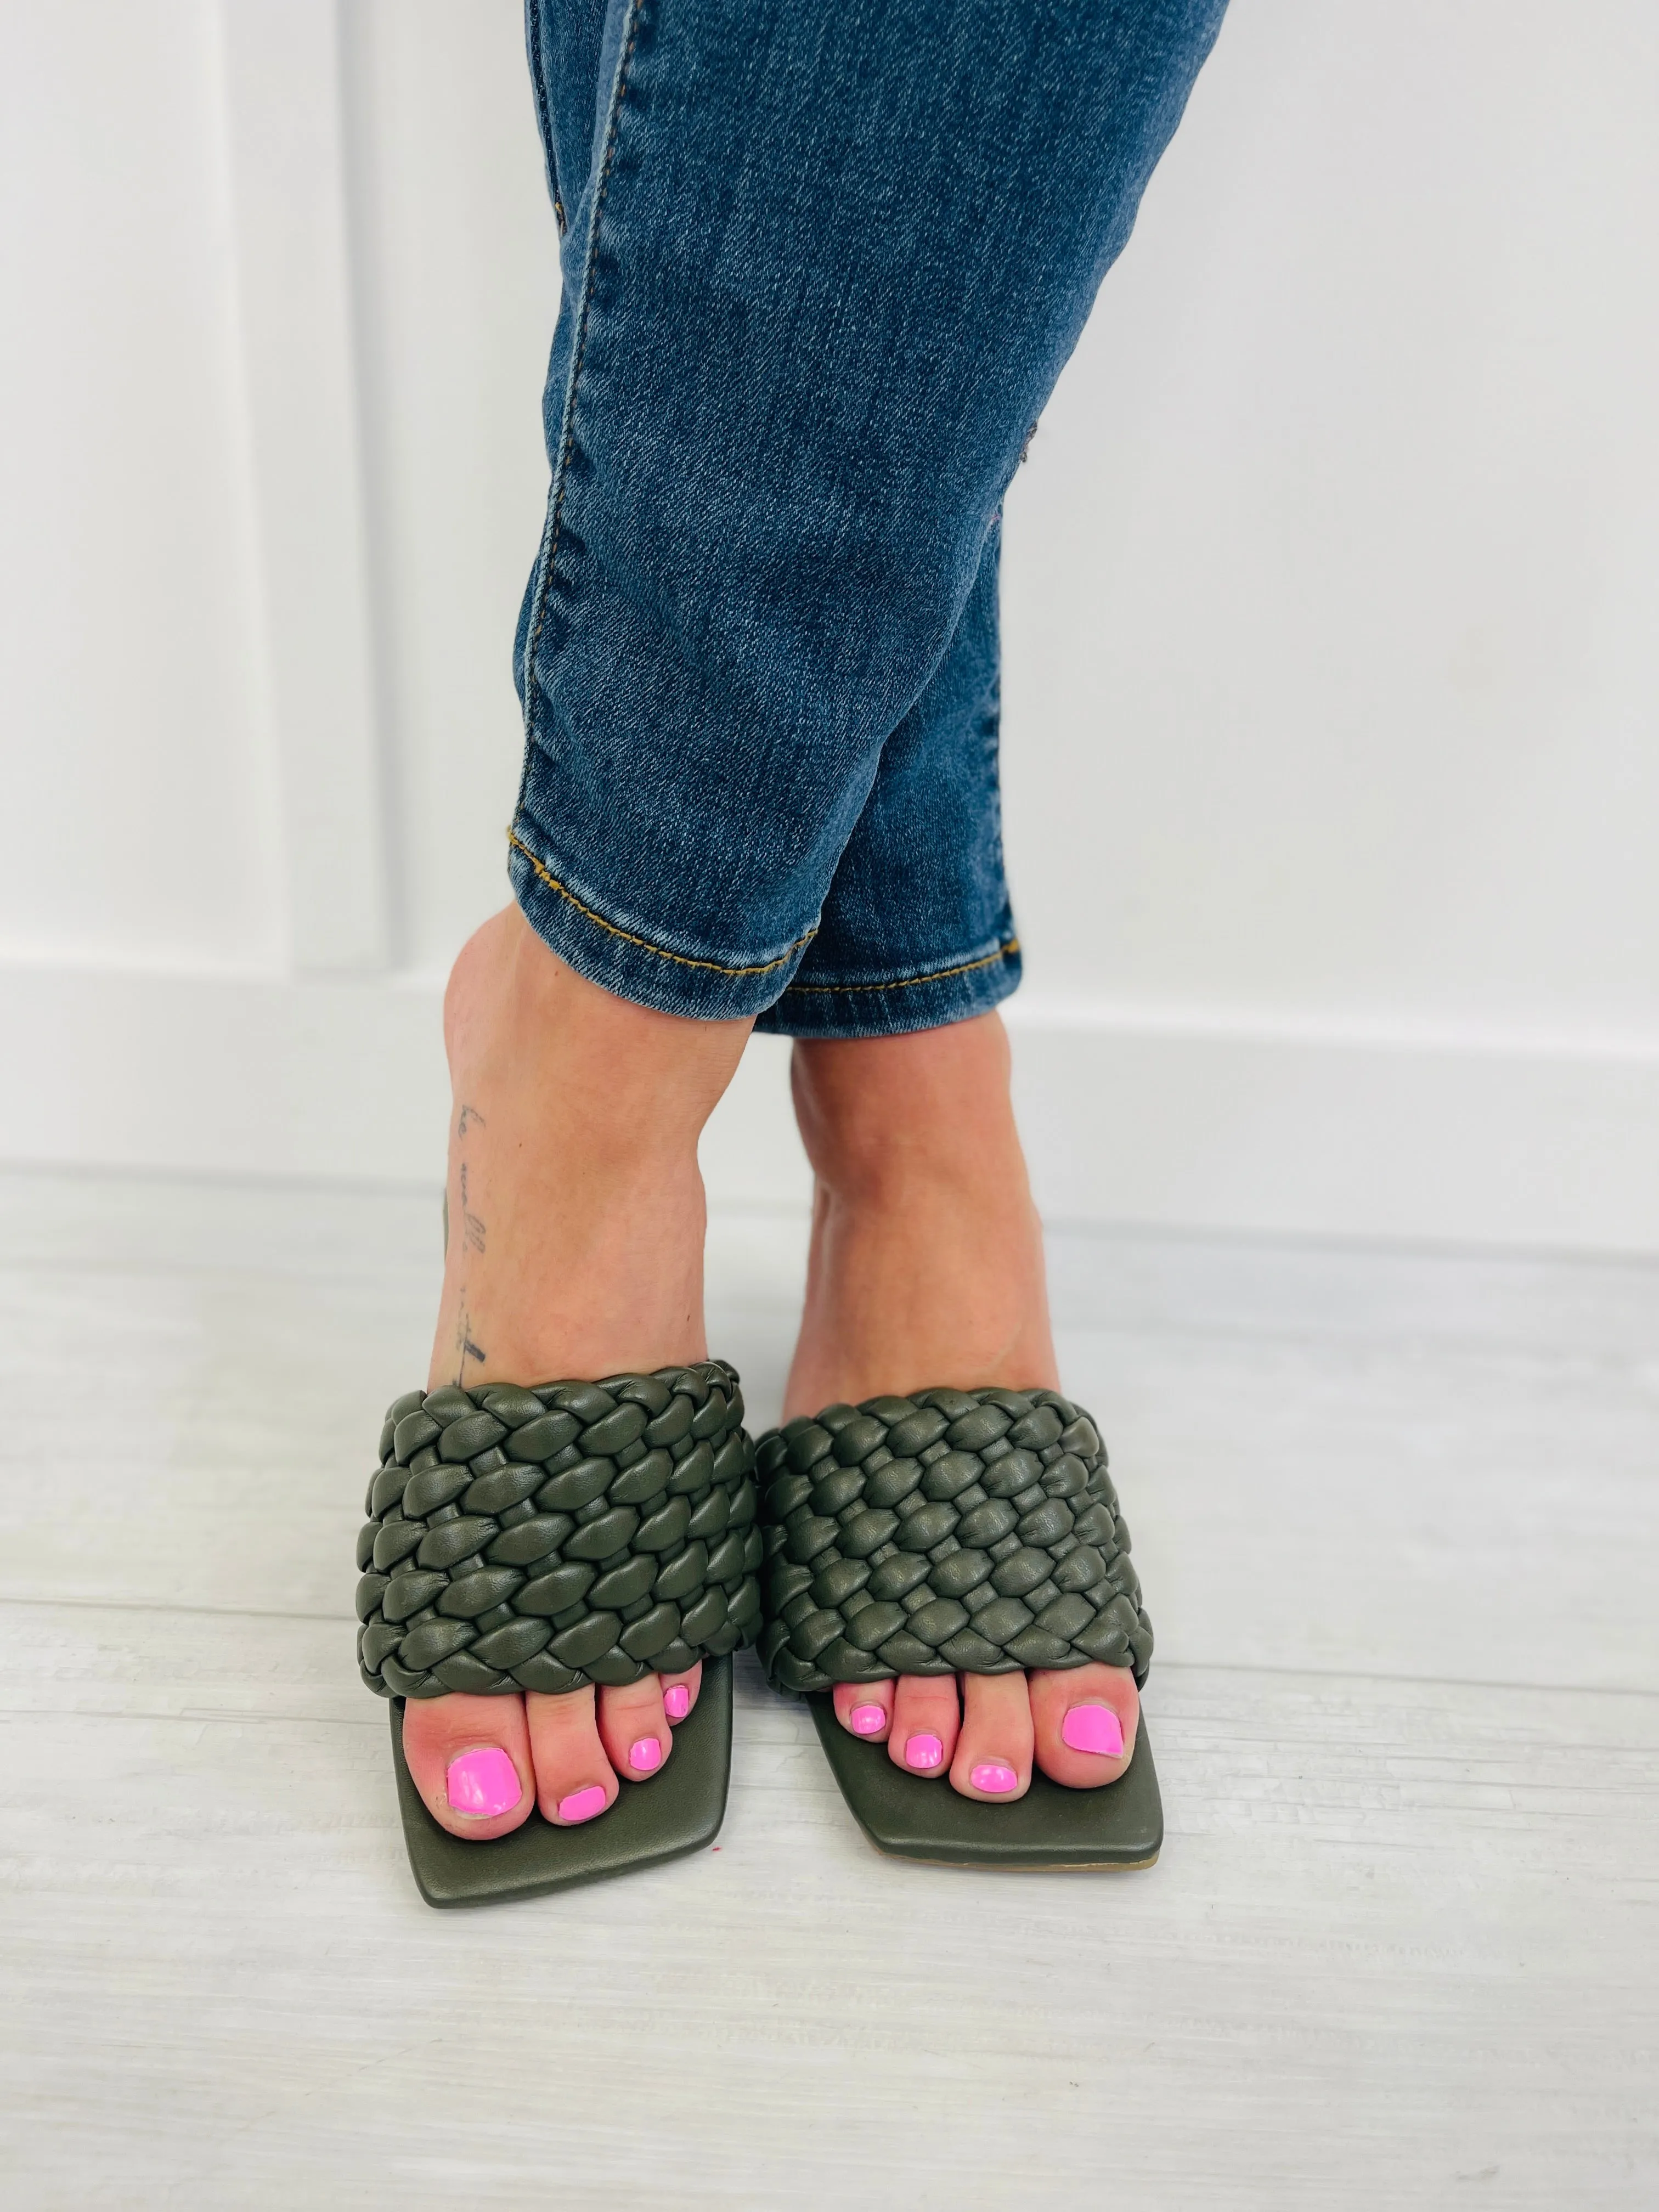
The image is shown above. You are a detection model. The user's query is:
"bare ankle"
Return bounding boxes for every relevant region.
[782,1016,1058,1414]
[790,1015,1026,1201]
[428,906,752,1390]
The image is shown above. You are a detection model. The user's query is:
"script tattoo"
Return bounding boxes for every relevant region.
[459,1161,487,1256]
[452,1103,489,1386]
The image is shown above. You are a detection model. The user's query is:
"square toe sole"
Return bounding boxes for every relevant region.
[808,1693,1161,1870]
[389,1655,733,1908]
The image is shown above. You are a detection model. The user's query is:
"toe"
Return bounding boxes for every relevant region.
[525,1684,618,1824]
[889,1674,958,1778]
[833,1679,895,1743]
[400,1692,534,1841]
[951,1671,1035,1801]
[658,1661,703,1727]
[1029,1664,1139,1790]
[596,1674,674,1781]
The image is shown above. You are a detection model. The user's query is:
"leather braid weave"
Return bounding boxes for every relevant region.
[356,1361,761,1699]
[756,1388,1152,1694]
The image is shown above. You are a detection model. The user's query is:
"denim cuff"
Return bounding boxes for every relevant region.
[754,938,1022,1040]
[510,822,1020,1036]
[508,827,816,1022]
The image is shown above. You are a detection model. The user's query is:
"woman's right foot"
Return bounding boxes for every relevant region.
[782,1013,1141,1802]
[398,905,751,1839]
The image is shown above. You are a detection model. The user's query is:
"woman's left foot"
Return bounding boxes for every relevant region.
[783,1011,1139,1801]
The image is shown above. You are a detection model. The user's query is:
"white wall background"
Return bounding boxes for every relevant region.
[2,0,1657,1250]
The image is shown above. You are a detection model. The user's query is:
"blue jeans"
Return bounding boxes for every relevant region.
[511,0,1226,1036]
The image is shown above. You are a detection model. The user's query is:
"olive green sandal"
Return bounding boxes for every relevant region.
[757,1387,1161,1870]
[356,1361,761,1908]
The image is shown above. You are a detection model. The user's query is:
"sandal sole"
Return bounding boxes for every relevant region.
[388,1654,733,1908]
[808,1693,1161,1870]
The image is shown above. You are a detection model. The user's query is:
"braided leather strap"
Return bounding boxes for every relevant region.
[356,1361,761,1699]
[757,1387,1152,1694]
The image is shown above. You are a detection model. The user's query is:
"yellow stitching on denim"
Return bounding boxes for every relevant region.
[524,0,642,680]
[509,831,817,980]
[780,941,1020,994]
[524,1,566,239]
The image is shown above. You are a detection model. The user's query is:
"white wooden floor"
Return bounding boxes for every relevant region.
[3,1167,1656,2208]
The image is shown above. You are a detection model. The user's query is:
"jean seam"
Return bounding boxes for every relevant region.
[523,2,566,235]
[509,830,819,980]
[777,940,1019,995]
[517,0,643,785]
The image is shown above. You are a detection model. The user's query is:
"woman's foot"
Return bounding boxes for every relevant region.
[783,1013,1139,1800]
[399,905,751,1839]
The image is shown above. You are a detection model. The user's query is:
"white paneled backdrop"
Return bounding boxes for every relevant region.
[3,0,1657,1249]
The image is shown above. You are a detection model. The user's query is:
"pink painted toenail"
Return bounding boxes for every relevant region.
[629,1736,663,1773]
[1062,1703,1125,1758]
[970,1760,1019,1795]
[557,1784,608,1823]
[445,1746,521,1819]
[905,1733,944,1770]
[849,1703,887,1735]
[663,1684,691,1722]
